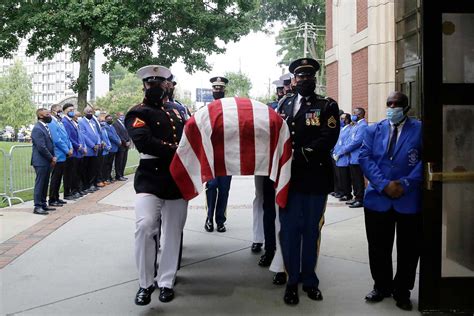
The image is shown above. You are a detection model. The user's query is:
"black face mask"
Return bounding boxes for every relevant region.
[42,116,53,123]
[168,88,175,100]
[145,86,165,105]
[106,120,113,125]
[295,80,316,97]
[213,91,225,100]
[85,113,93,120]
[277,94,284,101]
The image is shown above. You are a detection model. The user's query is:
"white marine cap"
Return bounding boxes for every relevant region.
[272,79,284,88]
[279,73,294,85]
[136,65,172,83]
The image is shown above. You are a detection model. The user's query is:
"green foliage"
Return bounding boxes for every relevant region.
[224,71,253,97]
[0,61,36,130]
[255,94,276,105]
[259,0,327,93]
[94,72,143,115]
[0,1,261,111]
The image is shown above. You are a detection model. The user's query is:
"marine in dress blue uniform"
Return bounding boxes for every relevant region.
[359,91,422,311]
[278,58,340,305]
[204,76,232,233]
[127,65,188,306]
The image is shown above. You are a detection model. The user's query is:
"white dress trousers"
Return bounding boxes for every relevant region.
[252,176,265,244]
[134,193,188,289]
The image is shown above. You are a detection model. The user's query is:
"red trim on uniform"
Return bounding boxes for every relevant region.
[170,154,198,201]
[235,97,255,175]
[208,99,227,176]
[184,116,213,182]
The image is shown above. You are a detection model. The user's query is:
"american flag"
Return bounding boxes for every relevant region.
[170,97,293,208]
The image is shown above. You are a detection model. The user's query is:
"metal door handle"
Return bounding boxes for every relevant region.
[425,162,474,190]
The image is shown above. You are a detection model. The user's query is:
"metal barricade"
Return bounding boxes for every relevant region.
[0,148,9,206]
[124,148,139,174]
[8,145,34,204]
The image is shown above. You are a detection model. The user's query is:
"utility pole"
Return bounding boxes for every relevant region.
[303,22,308,58]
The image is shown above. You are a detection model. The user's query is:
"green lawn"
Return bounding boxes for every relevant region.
[0,141,139,208]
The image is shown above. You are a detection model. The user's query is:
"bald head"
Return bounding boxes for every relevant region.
[387,91,409,108]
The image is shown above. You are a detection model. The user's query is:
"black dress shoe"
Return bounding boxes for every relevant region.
[42,206,56,211]
[345,200,356,205]
[303,286,323,301]
[349,201,363,208]
[329,192,336,197]
[135,285,155,305]
[73,192,82,198]
[49,201,63,207]
[251,243,263,253]
[57,199,67,204]
[365,289,391,302]
[64,195,75,200]
[284,284,299,305]
[334,193,343,198]
[258,251,275,267]
[33,207,49,215]
[273,272,287,285]
[339,196,351,202]
[159,287,174,303]
[204,218,214,232]
[395,298,413,311]
[216,223,226,232]
[117,177,128,181]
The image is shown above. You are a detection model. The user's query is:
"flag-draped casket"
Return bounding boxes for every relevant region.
[170,97,292,207]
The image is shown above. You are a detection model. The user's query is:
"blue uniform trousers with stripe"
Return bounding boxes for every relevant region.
[279,192,327,287]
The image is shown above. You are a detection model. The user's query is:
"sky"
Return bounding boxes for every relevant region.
[169,23,286,101]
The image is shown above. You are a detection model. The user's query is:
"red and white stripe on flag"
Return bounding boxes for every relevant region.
[170,97,292,208]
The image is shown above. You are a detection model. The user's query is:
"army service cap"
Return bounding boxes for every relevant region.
[272,79,284,88]
[289,58,320,76]
[279,73,293,86]
[210,76,229,87]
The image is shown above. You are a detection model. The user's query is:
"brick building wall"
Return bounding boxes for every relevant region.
[351,47,368,115]
[326,0,333,49]
[356,0,368,33]
[326,61,338,101]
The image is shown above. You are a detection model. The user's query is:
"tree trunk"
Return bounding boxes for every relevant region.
[77,28,92,112]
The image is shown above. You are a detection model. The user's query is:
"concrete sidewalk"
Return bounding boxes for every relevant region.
[0,176,419,315]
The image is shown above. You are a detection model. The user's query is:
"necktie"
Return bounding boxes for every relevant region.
[387,124,398,160]
[45,125,52,139]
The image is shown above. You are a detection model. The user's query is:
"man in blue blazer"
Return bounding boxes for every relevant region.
[103,114,121,183]
[31,109,57,215]
[359,91,422,311]
[79,107,101,192]
[333,113,353,200]
[112,112,131,181]
[339,107,368,207]
[48,104,73,207]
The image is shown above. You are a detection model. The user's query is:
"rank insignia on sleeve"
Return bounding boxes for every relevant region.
[132,117,146,128]
[328,116,337,129]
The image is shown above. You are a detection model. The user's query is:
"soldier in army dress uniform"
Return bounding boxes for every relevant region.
[125,65,188,306]
[277,58,340,305]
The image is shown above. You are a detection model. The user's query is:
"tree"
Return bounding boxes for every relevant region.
[224,72,253,97]
[0,1,261,111]
[0,60,36,131]
[259,0,327,94]
[94,72,143,115]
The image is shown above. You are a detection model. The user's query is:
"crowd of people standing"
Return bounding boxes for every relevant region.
[30,104,131,215]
